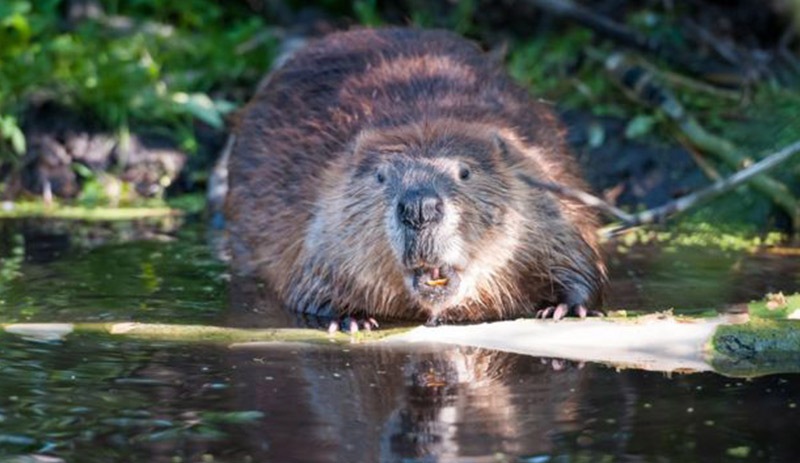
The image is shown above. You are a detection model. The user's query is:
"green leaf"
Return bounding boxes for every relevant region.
[10,130,24,154]
[72,163,93,179]
[0,115,26,156]
[353,0,382,26]
[588,122,605,148]
[726,446,751,458]
[7,12,31,40]
[624,114,656,139]
[171,92,225,129]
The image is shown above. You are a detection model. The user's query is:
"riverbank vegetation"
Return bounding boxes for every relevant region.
[1,0,799,236]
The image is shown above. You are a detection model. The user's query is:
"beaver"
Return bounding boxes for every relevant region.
[226,28,606,324]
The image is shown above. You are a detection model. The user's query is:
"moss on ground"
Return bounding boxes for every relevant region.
[0,201,179,221]
[709,318,800,376]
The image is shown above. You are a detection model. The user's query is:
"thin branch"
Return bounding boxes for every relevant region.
[524,0,745,86]
[524,0,659,53]
[518,175,634,223]
[682,18,741,66]
[602,53,800,229]
[522,139,800,234]
[615,138,800,231]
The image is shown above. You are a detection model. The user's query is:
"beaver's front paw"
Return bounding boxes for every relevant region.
[327,316,380,334]
[534,303,605,320]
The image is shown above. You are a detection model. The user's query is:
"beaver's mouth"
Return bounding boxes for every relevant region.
[408,264,461,304]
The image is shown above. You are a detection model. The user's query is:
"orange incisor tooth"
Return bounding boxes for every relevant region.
[426,278,449,287]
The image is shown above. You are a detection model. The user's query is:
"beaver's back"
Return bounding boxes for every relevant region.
[231,29,583,198]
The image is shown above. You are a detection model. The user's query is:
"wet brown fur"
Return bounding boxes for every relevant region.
[226,28,606,323]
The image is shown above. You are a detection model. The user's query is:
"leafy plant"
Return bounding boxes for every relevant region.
[0,0,276,155]
[353,0,382,26]
[0,114,25,161]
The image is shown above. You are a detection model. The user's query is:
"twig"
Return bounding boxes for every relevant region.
[641,61,742,101]
[522,138,800,234]
[517,175,634,223]
[672,118,799,228]
[612,138,800,232]
[524,0,658,53]
[583,47,742,100]
[682,18,741,66]
[603,53,800,230]
[524,0,745,86]
[778,26,800,74]
[682,139,723,181]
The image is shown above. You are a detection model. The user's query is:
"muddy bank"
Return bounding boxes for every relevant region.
[1,102,225,205]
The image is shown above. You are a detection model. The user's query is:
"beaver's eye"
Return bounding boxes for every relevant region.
[459,166,471,181]
[376,171,387,184]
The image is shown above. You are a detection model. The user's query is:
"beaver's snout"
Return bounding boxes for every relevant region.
[397,188,444,230]
[392,184,463,308]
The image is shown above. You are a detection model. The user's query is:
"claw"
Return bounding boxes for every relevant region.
[362,317,379,332]
[536,303,603,320]
[577,305,588,319]
[327,320,339,335]
[552,303,568,321]
[537,306,554,319]
[328,316,381,334]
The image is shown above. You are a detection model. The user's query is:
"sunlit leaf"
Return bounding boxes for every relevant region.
[171,92,224,129]
[625,114,656,139]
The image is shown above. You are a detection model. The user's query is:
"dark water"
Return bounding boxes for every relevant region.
[1,219,799,462]
[605,242,800,313]
[0,219,228,325]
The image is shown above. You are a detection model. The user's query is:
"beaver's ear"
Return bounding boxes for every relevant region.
[350,129,375,157]
[490,131,524,164]
[490,133,508,159]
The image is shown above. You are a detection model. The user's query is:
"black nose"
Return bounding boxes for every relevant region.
[397,189,444,230]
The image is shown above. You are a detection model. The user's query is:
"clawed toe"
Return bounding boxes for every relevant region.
[552,303,568,320]
[327,319,340,334]
[328,316,379,334]
[535,303,604,320]
[536,306,554,319]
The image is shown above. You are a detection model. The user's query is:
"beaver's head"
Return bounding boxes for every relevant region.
[347,122,527,318]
